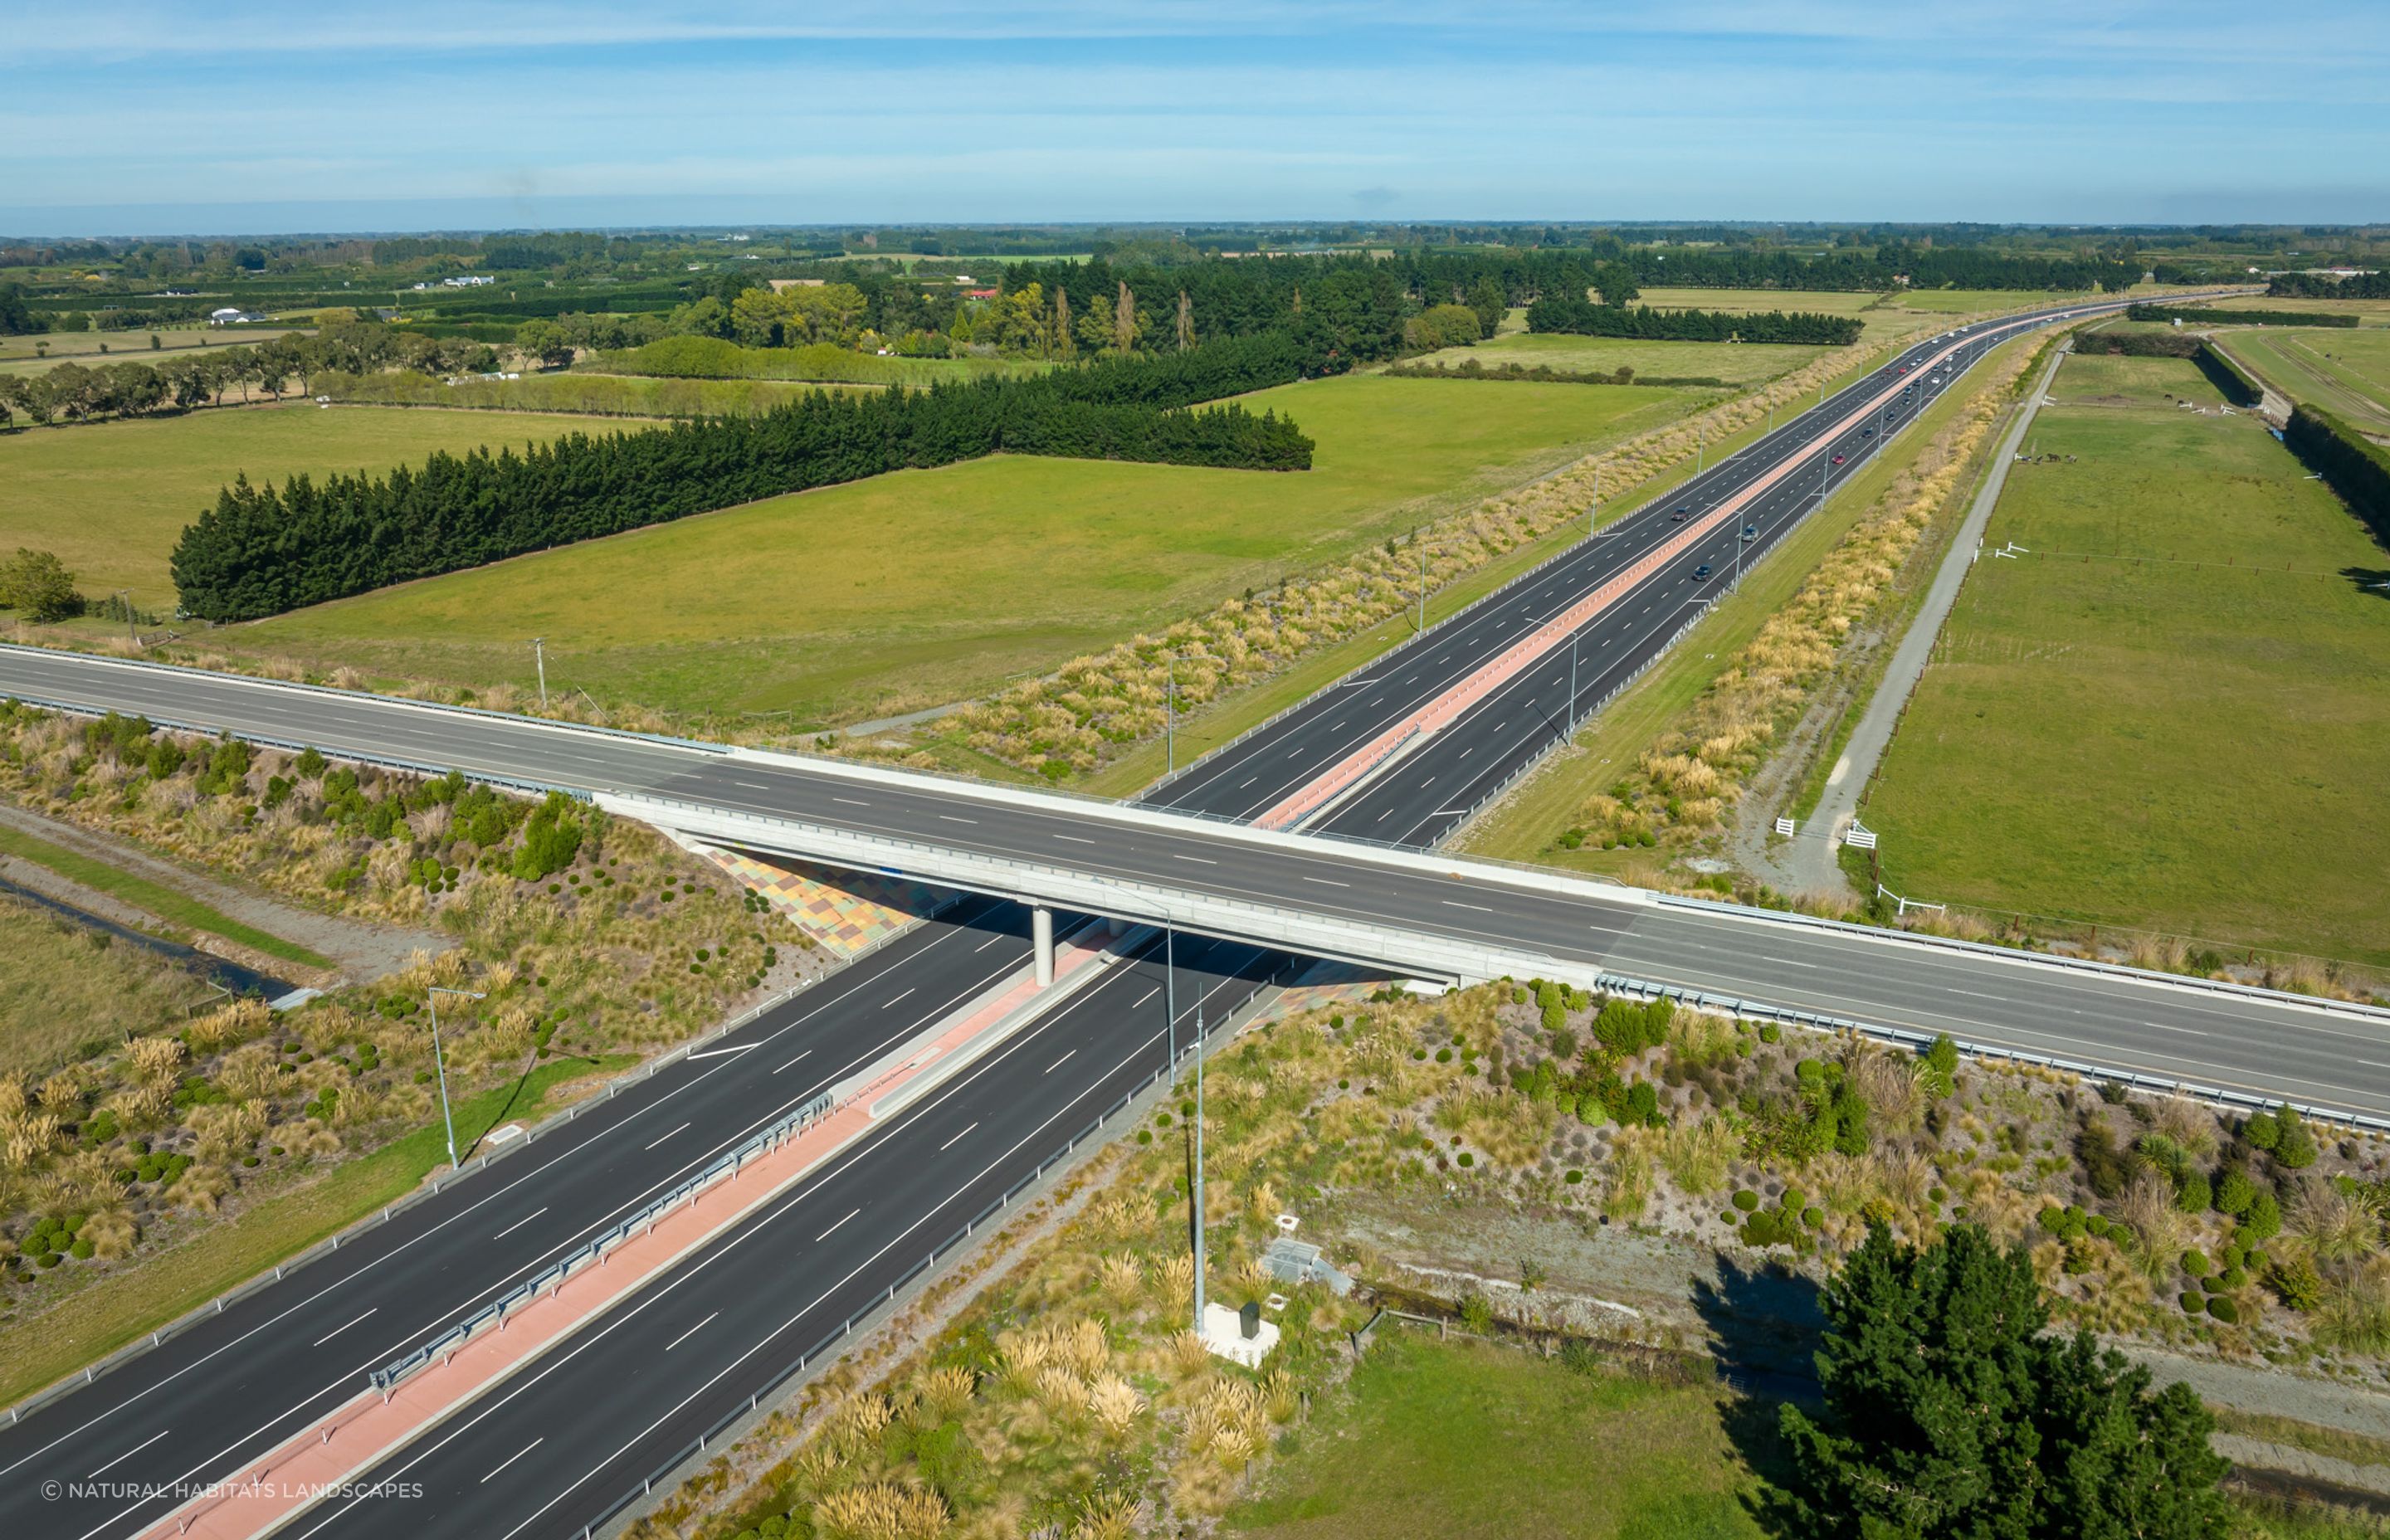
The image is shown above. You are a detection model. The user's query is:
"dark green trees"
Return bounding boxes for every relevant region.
[1778,1223,2228,1539]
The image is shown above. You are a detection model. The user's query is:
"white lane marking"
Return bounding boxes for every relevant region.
[686,1042,757,1060]
[883,987,916,1008]
[1949,990,2010,1002]
[975,935,1002,952]
[773,1049,813,1074]
[1236,777,1256,789]
[1174,854,1217,865]
[644,1121,691,1151]
[939,815,977,825]
[88,1428,171,1479]
[734,781,770,791]
[2145,1022,2211,1038]
[939,1122,978,1152]
[481,1437,544,1484]
[490,1208,548,1243]
[1444,901,1493,913]
[1133,987,1158,1009]
[832,797,870,807]
[1055,834,1094,844]
[1046,1049,1077,1074]
[664,1313,718,1352]
[1303,877,1349,888]
[817,1208,861,1242]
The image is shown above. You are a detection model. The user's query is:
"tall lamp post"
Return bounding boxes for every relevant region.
[1164,661,1176,777]
[1192,991,1207,1333]
[531,638,549,712]
[426,987,485,1171]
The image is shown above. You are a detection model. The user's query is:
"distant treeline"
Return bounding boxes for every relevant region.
[168,334,1321,621]
[1523,295,1863,344]
[1382,358,1728,388]
[2268,271,2390,300]
[2284,404,2390,550]
[2125,304,2358,329]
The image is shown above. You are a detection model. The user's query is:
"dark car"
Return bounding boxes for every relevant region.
[1741,525,1758,542]
[1862,426,1875,438]
[1671,506,1690,522]
[1692,563,1712,580]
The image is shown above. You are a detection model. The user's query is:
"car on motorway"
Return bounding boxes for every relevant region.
[1832,453,1846,465]
[1692,563,1712,579]
[1741,524,1758,542]
[1671,506,1690,522]
[1862,426,1875,438]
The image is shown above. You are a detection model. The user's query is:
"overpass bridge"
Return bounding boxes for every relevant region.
[4,643,2387,1125]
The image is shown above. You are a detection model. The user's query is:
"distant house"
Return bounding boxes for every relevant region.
[964,287,997,300]
[207,306,266,326]
[440,275,496,288]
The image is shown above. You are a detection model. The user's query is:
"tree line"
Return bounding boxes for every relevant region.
[1523,294,1864,344]
[2126,303,2358,329]
[2285,403,2390,551]
[168,332,1324,621]
[2268,270,2390,300]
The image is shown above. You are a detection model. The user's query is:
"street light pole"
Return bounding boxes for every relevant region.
[1192,991,1207,1333]
[1695,421,1705,474]
[425,986,485,1171]
[1164,926,1175,1069]
[1565,631,1578,740]
[532,638,548,712]
[1165,662,1175,776]
[1415,526,1426,633]
[110,589,136,648]
[1587,463,1599,540]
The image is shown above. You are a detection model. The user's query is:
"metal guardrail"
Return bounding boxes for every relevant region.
[368,1083,836,1394]
[1588,967,2390,1135]
[568,970,1274,1540]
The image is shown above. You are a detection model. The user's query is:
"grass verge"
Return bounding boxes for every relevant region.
[0,822,334,969]
[0,894,207,1077]
[0,1054,631,1407]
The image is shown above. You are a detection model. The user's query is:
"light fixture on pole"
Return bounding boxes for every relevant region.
[1165,661,1176,776]
[1415,527,1426,632]
[1566,630,1578,738]
[425,987,485,1171]
[1587,463,1599,540]
[1163,925,1175,1069]
[532,638,548,711]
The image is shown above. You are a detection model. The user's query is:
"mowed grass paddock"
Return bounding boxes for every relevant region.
[222,374,1695,724]
[1224,1334,1770,1540]
[0,403,641,604]
[1861,352,2390,966]
[2222,328,2390,433]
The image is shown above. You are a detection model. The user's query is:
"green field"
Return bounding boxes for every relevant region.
[578,339,1033,387]
[0,404,641,606]
[1409,330,1820,387]
[1861,352,2390,966]
[2222,329,2390,433]
[315,370,853,417]
[221,375,1695,724]
[1226,1334,1768,1540]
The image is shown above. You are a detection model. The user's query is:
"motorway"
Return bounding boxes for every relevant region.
[1149,306,2046,842]
[7,286,2368,1538]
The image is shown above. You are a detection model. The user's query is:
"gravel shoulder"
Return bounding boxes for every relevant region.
[0,800,446,983]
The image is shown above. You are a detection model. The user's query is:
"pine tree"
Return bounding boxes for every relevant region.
[1053,286,1075,360]
[1115,280,1136,355]
[1778,1224,2227,1540]
[1176,290,1194,352]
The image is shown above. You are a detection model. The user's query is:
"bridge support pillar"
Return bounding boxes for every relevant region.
[1106,914,1127,938]
[1032,905,1055,987]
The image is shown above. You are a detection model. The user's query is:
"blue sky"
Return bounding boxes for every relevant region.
[2,1,2384,236]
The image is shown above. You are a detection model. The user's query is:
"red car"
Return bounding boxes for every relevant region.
[1832,454,1846,465]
